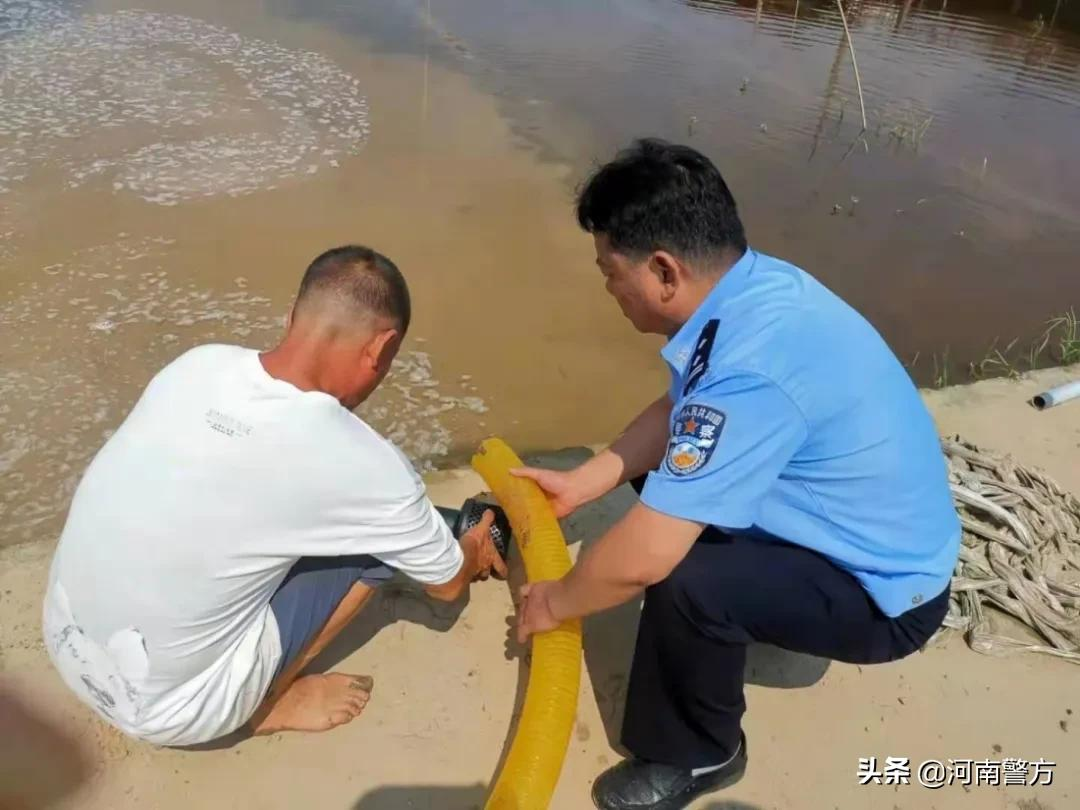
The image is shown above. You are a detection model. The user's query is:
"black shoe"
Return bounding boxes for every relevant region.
[591,735,747,810]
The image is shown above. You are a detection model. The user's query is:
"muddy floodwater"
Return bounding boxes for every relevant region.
[2,0,1079,547]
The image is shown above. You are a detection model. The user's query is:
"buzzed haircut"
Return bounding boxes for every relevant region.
[294,245,410,334]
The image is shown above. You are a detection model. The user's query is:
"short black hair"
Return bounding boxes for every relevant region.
[576,138,747,263]
[295,245,410,333]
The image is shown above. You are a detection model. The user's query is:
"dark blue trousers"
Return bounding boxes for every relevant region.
[621,478,950,768]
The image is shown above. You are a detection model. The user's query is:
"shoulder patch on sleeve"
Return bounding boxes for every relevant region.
[665,403,726,476]
[682,319,720,397]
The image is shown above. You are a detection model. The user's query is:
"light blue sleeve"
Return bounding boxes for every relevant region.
[641,372,808,530]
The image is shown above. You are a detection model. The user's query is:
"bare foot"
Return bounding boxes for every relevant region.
[252,673,373,735]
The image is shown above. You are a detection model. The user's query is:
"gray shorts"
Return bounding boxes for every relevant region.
[269,555,393,679]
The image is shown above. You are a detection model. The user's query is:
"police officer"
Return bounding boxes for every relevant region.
[512,139,961,810]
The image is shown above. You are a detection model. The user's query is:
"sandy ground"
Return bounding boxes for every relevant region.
[2,366,1079,810]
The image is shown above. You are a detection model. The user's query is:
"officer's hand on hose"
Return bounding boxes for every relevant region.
[509,467,585,518]
[516,580,562,643]
[462,510,508,581]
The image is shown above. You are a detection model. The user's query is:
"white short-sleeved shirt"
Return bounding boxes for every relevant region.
[41,344,463,746]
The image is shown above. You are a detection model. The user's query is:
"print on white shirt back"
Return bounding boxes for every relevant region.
[42,344,463,746]
[44,584,147,736]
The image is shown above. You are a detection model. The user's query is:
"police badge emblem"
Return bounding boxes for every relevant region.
[665,403,725,476]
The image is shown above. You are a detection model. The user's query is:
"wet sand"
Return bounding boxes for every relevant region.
[2,367,1078,810]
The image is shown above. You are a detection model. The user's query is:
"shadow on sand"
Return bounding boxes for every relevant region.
[545,448,830,754]
[178,577,471,753]
[352,783,487,809]
[188,444,825,810]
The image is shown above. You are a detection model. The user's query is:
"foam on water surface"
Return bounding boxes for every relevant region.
[0,2,370,204]
[0,2,486,547]
[0,0,69,37]
[0,236,487,547]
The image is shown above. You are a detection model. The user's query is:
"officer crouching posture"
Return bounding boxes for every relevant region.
[512,139,961,810]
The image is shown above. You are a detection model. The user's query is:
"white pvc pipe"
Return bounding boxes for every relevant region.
[1031,380,1080,411]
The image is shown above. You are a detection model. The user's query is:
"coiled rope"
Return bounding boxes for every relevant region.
[934,437,1080,663]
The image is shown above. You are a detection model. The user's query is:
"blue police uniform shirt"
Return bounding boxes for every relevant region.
[640,248,961,618]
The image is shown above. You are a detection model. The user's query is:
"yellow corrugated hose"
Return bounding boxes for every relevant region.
[471,438,582,810]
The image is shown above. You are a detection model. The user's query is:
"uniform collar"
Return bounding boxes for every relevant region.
[661,248,757,370]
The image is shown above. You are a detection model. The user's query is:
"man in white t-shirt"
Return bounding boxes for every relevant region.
[42,245,506,746]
